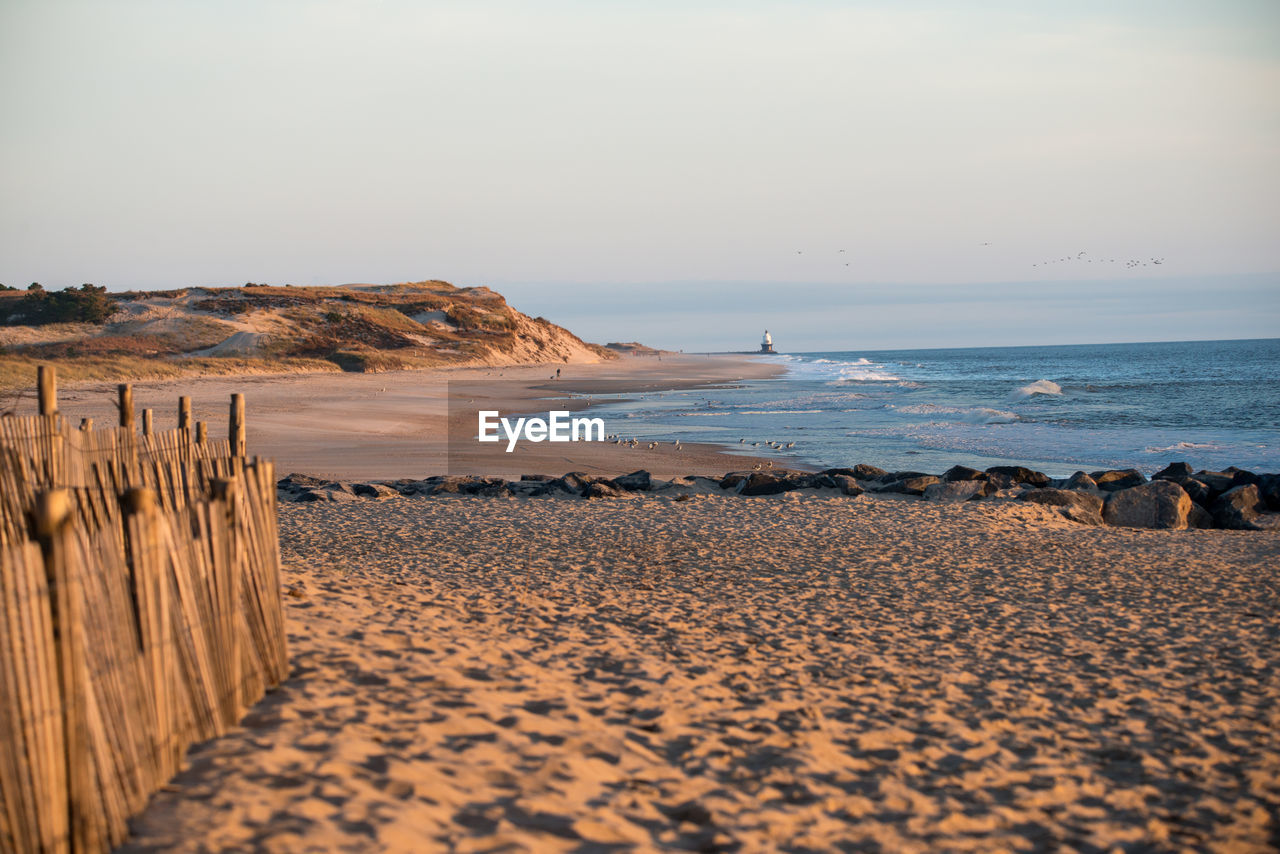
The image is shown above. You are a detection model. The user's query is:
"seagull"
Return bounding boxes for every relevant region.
[765,460,774,468]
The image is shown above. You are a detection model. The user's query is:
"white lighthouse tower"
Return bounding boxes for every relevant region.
[760,330,774,353]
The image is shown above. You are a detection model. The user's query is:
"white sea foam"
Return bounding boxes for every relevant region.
[896,404,1020,424]
[1143,441,1223,454]
[772,354,899,383]
[1011,380,1063,398]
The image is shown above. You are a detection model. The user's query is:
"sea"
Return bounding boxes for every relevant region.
[583,338,1280,477]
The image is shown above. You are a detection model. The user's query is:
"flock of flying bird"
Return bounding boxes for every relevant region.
[1031,250,1166,269]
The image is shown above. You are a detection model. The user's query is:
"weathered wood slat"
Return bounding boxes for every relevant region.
[0,387,288,854]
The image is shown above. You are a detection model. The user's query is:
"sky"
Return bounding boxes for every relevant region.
[1,0,1277,350]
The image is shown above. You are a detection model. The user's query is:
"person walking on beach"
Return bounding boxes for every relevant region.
[556,368,561,379]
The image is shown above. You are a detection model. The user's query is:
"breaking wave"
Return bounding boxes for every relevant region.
[1011,380,1063,398]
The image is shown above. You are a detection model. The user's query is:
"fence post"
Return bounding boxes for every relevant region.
[142,409,153,438]
[122,488,178,780]
[118,385,134,431]
[229,394,245,458]
[195,422,207,445]
[178,397,192,431]
[38,364,58,416]
[33,488,103,852]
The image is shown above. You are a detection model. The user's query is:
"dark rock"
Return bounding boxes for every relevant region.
[432,476,509,496]
[508,481,553,497]
[352,482,400,499]
[1091,469,1147,492]
[831,474,864,496]
[1152,462,1193,481]
[277,473,329,490]
[719,472,752,492]
[880,475,940,496]
[1063,471,1098,491]
[943,465,987,482]
[1192,471,1235,499]
[1211,484,1265,530]
[1259,474,1280,511]
[1172,477,1212,506]
[739,472,812,496]
[884,470,931,483]
[612,470,652,491]
[1102,481,1193,529]
[922,480,994,502]
[584,481,625,499]
[298,488,359,504]
[820,467,860,479]
[320,481,355,495]
[554,472,596,495]
[985,472,1019,490]
[1187,503,1214,530]
[986,466,1050,487]
[852,464,888,480]
[1020,488,1104,526]
[520,474,555,482]
[1229,469,1260,487]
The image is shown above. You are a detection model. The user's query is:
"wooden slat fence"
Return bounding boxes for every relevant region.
[0,376,288,854]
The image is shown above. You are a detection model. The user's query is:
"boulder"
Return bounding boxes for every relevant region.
[1091,469,1147,492]
[943,465,987,482]
[740,472,813,496]
[831,474,864,496]
[612,470,652,491]
[1187,502,1214,530]
[820,467,861,479]
[584,481,625,499]
[1102,481,1193,530]
[432,476,509,496]
[922,480,995,502]
[352,482,400,499]
[985,466,1050,487]
[852,464,888,480]
[508,480,553,497]
[1019,488,1104,526]
[719,472,752,492]
[1211,484,1265,530]
[520,474,555,482]
[985,472,1019,490]
[1152,462,1193,481]
[298,488,359,504]
[1172,477,1212,507]
[553,472,596,495]
[1063,471,1098,491]
[277,473,330,490]
[320,481,355,495]
[1259,474,1280,512]
[1229,469,1260,487]
[883,470,931,483]
[1192,471,1235,499]
[880,475,940,496]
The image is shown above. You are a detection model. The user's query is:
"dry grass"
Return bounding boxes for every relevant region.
[0,353,339,396]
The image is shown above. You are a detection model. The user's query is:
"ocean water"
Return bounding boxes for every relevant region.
[585,339,1280,477]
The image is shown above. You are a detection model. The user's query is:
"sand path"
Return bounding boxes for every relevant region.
[120,494,1280,852]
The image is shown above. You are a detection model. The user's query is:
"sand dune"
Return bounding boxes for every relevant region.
[120,494,1280,852]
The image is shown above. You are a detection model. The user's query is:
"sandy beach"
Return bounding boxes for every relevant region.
[53,354,785,480]
[118,492,1280,852]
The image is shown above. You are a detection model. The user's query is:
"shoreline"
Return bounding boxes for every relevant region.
[50,354,790,480]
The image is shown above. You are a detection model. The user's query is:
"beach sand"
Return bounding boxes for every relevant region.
[120,493,1280,852]
[53,354,785,480]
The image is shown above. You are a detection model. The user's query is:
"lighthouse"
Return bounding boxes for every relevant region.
[760,330,774,353]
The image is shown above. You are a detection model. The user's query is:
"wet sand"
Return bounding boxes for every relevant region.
[55,354,785,479]
[120,493,1280,852]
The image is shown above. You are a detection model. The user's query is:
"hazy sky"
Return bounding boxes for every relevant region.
[2,1,1277,349]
